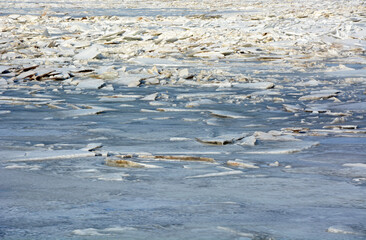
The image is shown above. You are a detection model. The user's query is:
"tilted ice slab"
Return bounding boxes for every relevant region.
[7,150,96,162]
[244,141,319,154]
[186,170,243,179]
[299,90,341,101]
[56,106,115,118]
[74,45,103,60]
[77,79,106,90]
[232,82,274,89]
[196,133,248,145]
[209,110,249,119]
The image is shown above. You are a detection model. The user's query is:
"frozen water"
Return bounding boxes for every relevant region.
[1,0,366,239]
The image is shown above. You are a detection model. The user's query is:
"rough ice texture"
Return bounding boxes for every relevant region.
[1,0,366,239]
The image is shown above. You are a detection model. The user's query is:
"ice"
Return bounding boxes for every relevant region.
[72,226,136,236]
[283,104,303,113]
[254,131,299,141]
[196,133,247,145]
[141,155,215,163]
[331,102,366,112]
[217,226,254,238]
[76,79,106,90]
[299,90,341,101]
[1,0,366,239]
[327,225,366,236]
[233,82,275,89]
[80,143,103,151]
[8,150,96,162]
[343,163,366,169]
[209,110,249,119]
[57,106,115,118]
[245,141,319,154]
[194,51,225,59]
[186,170,243,179]
[226,160,259,169]
[74,45,103,60]
[0,65,12,73]
[72,228,105,236]
[237,136,257,146]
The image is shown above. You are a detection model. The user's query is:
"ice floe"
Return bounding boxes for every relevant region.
[8,150,96,162]
[186,170,243,179]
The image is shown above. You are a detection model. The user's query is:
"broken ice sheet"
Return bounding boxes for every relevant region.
[186,170,243,179]
[74,45,104,60]
[232,82,275,89]
[244,141,319,154]
[299,89,341,101]
[139,155,216,163]
[56,106,115,118]
[283,104,303,112]
[226,160,259,169]
[327,225,366,236]
[341,163,366,178]
[253,131,299,141]
[105,158,161,168]
[76,79,106,90]
[196,133,248,145]
[209,110,249,119]
[7,150,96,162]
[237,136,257,146]
[72,226,136,236]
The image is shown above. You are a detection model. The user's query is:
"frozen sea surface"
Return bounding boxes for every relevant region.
[1,0,366,239]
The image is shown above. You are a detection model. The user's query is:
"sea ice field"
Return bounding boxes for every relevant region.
[0,0,366,239]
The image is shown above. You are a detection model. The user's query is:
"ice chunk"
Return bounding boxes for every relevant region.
[237,136,257,146]
[186,99,216,108]
[299,90,341,101]
[72,227,135,236]
[227,160,259,169]
[196,133,247,145]
[0,110,10,114]
[8,150,96,162]
[157,108,201,112]
[16,70,36,80]
[105,159,144,168]
[194,51,225,59]
[57,106,115,118]
[113,72,148,87]
[233,82,274,89]
[178,68,193,79]
[72,228,105,236]
[0,65,12,74]
[217,226,254,238]
[186,170,242,179]
[327,225,365,235]
[80,143,103,151]
[34,68,56,80]
[141,93,158,101]
[283,104,303,112]
[245,141,319,154]
[209,110,248,119]
[77,79,105,90]
[254,131,298,141]
[343,163,366,169]
[140,155,215,163]
[74,45,103,60]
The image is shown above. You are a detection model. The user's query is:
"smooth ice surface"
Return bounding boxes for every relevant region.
[1,0,366,239]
